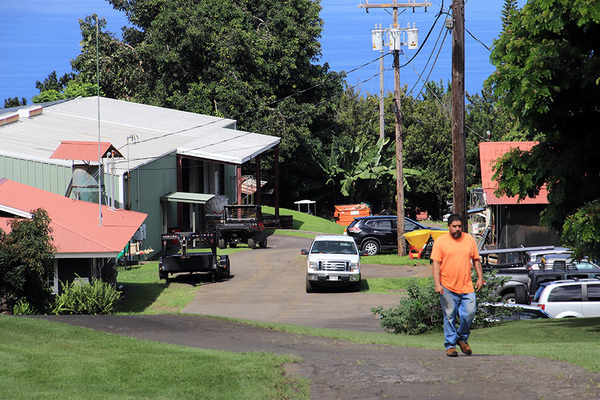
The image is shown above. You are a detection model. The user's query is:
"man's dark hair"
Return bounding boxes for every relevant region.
[447,214,463,225]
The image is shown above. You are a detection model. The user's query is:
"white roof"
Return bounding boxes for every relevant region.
[0,97,280,172]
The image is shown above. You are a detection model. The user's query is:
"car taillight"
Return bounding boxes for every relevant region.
[538,304,545,310]
[347,226,361,233]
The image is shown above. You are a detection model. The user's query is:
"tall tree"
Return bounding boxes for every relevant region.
[71,15,143,100]
[489,0,600,258]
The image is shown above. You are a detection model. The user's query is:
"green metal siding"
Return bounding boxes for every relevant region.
[0,155,71,195]
[129,153,178,254]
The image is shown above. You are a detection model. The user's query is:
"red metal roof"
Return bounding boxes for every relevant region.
[50,141,123,162]
[0,178,146,256]
[479,141,548,205]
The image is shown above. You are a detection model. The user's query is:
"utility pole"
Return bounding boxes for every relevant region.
[451,0,467,231]
[360,1,431,256]
[379,36,385,140]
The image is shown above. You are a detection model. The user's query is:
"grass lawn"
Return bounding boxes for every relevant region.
[262,206,345,234]
[0,316,308,400]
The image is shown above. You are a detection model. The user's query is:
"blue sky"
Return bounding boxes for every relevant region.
[0,0,507,105]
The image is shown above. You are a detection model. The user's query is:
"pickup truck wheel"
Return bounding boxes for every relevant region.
[259,239,267,248]
[351,281,362,292]
[362,239,380,256]
[501,293,516,304]
[247,238,256,249]
[218,238,226,249]
[306,279,314,293]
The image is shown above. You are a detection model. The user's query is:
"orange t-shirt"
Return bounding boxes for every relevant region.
[430,232,479,294]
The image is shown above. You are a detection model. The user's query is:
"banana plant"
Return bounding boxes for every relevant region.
[318,136,420,201]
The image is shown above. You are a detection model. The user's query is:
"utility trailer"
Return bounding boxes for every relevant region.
[158,231,230,282]
[216,205,267,249]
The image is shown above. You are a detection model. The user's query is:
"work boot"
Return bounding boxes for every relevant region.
[446,347,458,357]
[458,341,472,355]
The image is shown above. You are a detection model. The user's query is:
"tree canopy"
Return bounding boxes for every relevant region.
[489,0,600,259]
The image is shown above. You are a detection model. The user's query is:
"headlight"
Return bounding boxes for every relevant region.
[349,262,359,271]
[308,261,319,270]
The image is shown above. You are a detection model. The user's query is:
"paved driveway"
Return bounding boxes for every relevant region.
[182,234,431,331]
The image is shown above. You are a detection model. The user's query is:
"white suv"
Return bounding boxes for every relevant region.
[301,235,364,293]
[532,279,600,318]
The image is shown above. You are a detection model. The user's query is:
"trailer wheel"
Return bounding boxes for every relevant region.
[247,238,256,249]
[218,238,226,249]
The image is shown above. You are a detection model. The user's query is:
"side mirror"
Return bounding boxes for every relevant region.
[301,249,309,255]
[360,251,369,257]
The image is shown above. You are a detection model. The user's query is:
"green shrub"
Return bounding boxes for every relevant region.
[372,271,512,335]
[12,299,35,315]
[53,278,122,315]
[372,278,443,335]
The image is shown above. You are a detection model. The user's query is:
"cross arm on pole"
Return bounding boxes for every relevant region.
[358,1,432,10]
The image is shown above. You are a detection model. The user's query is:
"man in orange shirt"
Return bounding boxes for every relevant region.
[431,214,483,357]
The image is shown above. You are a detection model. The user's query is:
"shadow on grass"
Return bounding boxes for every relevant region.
[117,270,234,313]
[117,282,165,313]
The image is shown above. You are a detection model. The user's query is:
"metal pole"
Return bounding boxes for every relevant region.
[96,16,102,226]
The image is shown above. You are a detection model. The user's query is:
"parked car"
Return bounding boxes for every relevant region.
[481,302,552,321]
[301,235,365,293]
[532,279,600,318]
[345,215,442,256]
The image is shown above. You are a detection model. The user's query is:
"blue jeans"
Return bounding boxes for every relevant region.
[439,286,476,349]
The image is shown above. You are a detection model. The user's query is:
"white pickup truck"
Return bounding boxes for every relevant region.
[301,235,365,293]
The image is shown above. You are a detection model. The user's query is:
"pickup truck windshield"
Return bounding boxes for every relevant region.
[311,241,358,255]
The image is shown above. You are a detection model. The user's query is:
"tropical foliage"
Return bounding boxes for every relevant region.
[489,0,600,259]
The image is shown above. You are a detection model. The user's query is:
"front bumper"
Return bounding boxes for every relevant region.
[307,272,361,284]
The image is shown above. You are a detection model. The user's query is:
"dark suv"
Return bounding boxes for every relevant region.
[346,215,438,255]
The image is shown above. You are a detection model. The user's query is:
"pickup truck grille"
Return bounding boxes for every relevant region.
[319,260,348,271]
